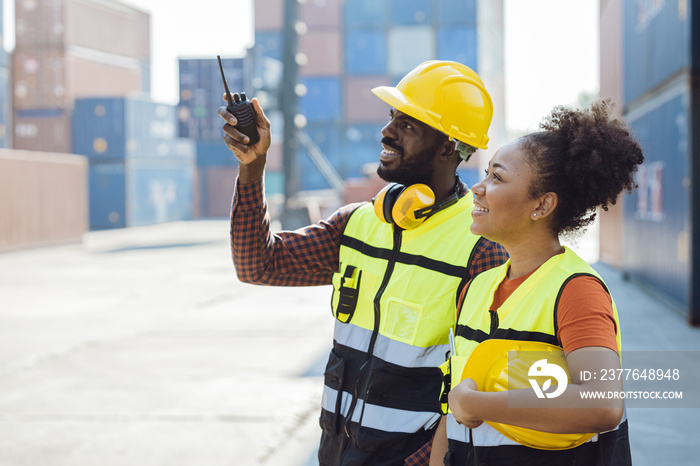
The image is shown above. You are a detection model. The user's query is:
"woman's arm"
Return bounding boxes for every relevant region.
[449,346,625,434]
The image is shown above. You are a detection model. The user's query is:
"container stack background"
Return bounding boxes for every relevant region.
[12,0,150,154]
[620,0,690,308]
[598,0,698,321]
[177,57,246,218]
[0,0,9,149]
[252,0,490,196]
[72,97,195,229]
[8,0,201,231]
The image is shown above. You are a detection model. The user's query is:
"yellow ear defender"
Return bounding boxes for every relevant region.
[372,182,459,230]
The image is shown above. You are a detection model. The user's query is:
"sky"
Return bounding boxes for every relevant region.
[3,0,598,135]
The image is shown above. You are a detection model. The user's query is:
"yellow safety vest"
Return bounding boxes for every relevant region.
[446,247,631,465]
[319,194,483,465]
[455,247,622,357]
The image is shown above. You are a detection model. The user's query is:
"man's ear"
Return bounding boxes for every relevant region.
[440,137,459,162]
[531,192,558,221]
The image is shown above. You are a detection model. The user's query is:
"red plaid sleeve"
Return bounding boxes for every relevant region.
[404,439,432,465]
[466,237,509,282]
[230,176,363,286]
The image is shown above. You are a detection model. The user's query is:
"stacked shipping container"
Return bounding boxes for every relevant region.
[177,57,246,217]
[73,97,195,229]
[253,0,487,194]
[0,0,9,148]
[12,0,150,154]
[622,0,691,310]
[599,0,697,322]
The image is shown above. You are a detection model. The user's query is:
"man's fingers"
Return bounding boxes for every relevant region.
[218,106,237,126]
[251,98,268,128]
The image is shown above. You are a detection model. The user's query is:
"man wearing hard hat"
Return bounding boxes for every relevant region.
[221,61,506,465]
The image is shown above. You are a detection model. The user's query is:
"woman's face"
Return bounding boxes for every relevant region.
[470,140,541,244]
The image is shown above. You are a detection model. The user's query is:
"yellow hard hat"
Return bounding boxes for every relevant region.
[462,339,596,451]
[371,60,493,149]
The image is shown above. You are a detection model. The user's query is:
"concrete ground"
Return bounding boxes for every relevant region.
[0,219,698,465]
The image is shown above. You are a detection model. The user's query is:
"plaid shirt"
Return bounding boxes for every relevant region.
[230,176,507,466]
[231,176,508,289]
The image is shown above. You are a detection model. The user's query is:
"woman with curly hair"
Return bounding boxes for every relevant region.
[429,100,644,466]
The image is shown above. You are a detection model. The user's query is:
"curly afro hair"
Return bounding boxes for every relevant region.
[519,99,645,236]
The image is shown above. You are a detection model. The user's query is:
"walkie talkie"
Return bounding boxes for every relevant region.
[217,55,260,145]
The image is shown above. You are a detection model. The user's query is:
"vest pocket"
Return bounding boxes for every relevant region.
[330,266,378,324]
[321,349,347,436]
[366,360,441,412]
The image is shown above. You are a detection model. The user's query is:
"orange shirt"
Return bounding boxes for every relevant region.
[460,267,619,353]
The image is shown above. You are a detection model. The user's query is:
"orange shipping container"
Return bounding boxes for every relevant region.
[344,76,393,123]
[0,150,88,253]
[13,48,68,109]
[15,0,150,60]
[13,110,72,154]
[13,47,146,111]
[195,166,239,218]
[254,0,284,30]
[298,30,342,76]
[299,0,342,28]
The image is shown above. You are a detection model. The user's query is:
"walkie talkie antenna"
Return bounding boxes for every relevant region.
[217,55,235,108]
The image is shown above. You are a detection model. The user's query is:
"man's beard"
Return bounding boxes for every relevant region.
[376,137,435,186]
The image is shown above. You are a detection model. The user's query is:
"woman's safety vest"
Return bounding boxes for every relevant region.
[445,248,632,466]
[319,195,481,465]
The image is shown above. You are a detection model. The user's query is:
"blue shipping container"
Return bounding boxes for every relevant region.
[343,124,383,179]
[126,158,194,227]
[298,124,343,191]
[437,27,478,70]
[73,97,186,160]
[623,0,690,104]
[345,30,387,75]
[624,85,690,306]
[389,0,431,25]
[438,0,477,25]
[89,163,127,230]
[300,77,343,123]
[344,0,387,28]
[88,157,195,230]
[264,170,284,196]
[195,140,237,167]
[178,57,245,141]
[254,31,283,61]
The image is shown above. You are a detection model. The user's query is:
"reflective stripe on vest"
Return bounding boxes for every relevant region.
[454,247,622,358]
[326,196,481,436]
[322,386,441,433]
[446,409,629,446]
[332,318,451,368]
[447,247,626,450]
[332,197,479,349]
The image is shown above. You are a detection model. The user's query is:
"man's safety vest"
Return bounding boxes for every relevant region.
[318,195,482,466]
[445,248,632,466]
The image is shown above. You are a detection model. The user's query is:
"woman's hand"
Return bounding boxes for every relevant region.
[448,378,484,429]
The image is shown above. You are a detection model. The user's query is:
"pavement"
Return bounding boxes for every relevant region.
[0,219,698,466]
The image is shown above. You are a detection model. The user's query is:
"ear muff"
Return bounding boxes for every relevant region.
[372,183,437,230]
[391,184,436,230]
[372,183,405,224]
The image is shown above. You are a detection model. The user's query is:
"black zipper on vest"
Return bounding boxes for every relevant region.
[489,309,499,336]
[342,227,403,442]
[369,227,403,362]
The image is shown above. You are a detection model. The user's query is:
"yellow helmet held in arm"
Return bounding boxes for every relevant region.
[462,339,596,451]
[371,60,493,149]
